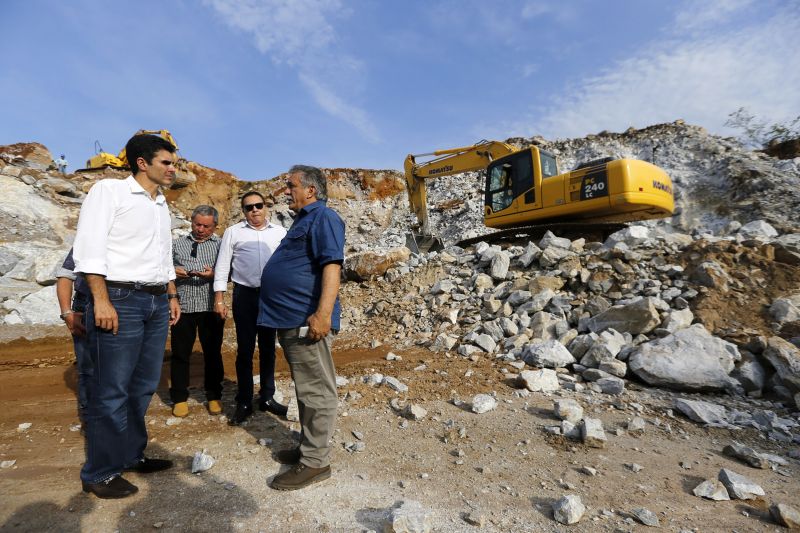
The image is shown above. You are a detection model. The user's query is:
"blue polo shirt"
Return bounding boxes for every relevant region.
[258,200,345,329]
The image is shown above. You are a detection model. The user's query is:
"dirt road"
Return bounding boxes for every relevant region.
[1,333,798,532]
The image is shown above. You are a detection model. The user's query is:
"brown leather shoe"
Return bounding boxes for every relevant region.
[82,475,138,499]
[271,463,331,491]
[273,447,301,465]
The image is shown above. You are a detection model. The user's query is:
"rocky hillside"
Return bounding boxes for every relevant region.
[1,124,799,405]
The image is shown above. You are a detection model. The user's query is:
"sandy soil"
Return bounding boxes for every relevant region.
[1,328,799,533]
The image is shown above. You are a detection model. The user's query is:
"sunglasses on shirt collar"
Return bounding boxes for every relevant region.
[243,202,265,212]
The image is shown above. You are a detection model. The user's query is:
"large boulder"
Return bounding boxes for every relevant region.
[761,337,800,383]
[0,176,72,244]
[3,285,60,325]
[604,225,652,248]
[585,297,661,335]
[344,247,410,281]
[628,324,741,392]
[522,340,576,368]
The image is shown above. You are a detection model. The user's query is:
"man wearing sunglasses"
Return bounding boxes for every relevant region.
[170,205,224,418]
[213,191,288,424]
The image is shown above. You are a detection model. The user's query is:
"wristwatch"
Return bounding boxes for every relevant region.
[167,293,180,300]
[60,310,74,321]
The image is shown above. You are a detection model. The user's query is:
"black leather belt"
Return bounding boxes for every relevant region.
[106,281,168,295]
[234,283,260,291]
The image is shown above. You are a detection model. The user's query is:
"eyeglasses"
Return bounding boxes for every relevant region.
[190,241,198,258]
[243,202,264,212]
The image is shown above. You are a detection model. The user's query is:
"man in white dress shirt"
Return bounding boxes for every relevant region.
[73,134,181,499]
[213,191,287,424]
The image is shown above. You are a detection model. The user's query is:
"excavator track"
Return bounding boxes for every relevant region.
[455,221,627,248]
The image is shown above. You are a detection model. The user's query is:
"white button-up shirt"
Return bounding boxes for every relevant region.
[213,221,286,291]
[74,176,176,284]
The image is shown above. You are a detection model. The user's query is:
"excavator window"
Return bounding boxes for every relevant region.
[541,152,558,177]
[485,150,534,212]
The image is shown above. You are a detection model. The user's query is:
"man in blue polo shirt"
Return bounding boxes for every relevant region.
[258,164,345,491]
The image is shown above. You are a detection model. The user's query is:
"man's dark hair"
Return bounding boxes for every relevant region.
[289,165,327,201]
[125,134,175,173]
[192,205,219,225]
[240,190,266,208]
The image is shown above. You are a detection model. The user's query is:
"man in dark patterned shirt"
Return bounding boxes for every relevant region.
[170,205,225,417]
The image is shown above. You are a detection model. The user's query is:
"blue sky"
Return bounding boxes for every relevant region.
[1,0,798,180]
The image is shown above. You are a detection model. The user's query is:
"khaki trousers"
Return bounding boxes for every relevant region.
[278,328,337,468]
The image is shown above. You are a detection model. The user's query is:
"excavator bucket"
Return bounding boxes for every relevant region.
[405,232,444,255]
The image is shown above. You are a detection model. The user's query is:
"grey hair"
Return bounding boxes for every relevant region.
[191,205,219,225]
[289,165,327,201]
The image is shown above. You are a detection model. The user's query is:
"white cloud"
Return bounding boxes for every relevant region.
[534,8,800,140]
[204,0,380,141]
[299,73,381,143]
[520,1,575,22]
[674,0,754,31]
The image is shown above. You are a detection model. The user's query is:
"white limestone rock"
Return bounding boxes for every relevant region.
[519,369,560,392]
[385,500,432,533]
[553,399,583,423]
[191,451,215,473]
[761,336,800,381]
[580,418,607,448]
[552,494,585,525]
[471,394,497,414]
[673,398,729,426]
[628,324,741,392]
[718,469,765,500]
[604,226,652,248]
[769,296,800,324]
[489,251,510,280]
[738,220,778,239]
[693,479,730,500]
[384,376,409,393]
[3,285,60,325]
[522,340,576,369]
[585,297,661,335]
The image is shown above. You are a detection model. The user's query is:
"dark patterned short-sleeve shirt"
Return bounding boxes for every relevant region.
[173,233,221,313]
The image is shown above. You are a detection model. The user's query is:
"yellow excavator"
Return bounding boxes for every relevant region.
[80,129,195,187]
[404,140,674,252]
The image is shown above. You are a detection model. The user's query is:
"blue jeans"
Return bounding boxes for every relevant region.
[72,293,91,419]
[80,288,169,484]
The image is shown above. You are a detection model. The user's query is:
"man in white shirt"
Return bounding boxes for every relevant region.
[55,154,68,174]
[213,191,287,424]
[73,134,181,499]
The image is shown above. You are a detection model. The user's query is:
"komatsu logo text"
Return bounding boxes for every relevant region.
[428,165,453,176]
[652,180,672,194]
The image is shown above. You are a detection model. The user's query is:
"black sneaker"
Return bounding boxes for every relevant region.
[230,403,253,425]
[124,457,173,474]
[82,475,138,499]
[259,398,288,418]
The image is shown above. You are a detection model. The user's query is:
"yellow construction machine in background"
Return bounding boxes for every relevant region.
[79,129,194,187]
[404,140,675,252]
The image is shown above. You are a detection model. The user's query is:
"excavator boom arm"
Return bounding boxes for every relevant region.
[404,140,517,237]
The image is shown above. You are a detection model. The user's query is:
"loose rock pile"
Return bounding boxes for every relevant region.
[345,222,800,419]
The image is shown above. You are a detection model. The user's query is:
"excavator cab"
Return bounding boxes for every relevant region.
[483,146,674,229]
